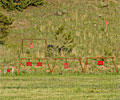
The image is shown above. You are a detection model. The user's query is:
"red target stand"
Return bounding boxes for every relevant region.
[98,61,103,65]
[51,58,83,74]
[20,38,47,56]
[37,62,43,67]
[84,57,119,73]
[17,58,52,75]
[30,42,33,48]
[7,69,11,73]
[64,62,69,69]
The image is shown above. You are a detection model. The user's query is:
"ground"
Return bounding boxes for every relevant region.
[0,74,120,100]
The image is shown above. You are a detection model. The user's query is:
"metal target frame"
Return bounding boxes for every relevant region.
[84,57,119,73]
[17,58,52,75]
[51,58,83,74]
[20,38,47,56]
[17,38,50,75]
[15,38,120,75]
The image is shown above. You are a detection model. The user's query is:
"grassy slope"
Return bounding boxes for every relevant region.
[0,74,120,100]
[0,0,120,67]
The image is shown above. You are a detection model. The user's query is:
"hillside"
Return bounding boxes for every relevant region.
[0,0,120,66]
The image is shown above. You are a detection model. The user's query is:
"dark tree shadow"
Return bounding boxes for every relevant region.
[0,40,5,45]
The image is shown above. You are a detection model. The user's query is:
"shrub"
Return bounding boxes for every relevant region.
[0,0,44,11]
[0,12,13,39]
[46,25,76,57]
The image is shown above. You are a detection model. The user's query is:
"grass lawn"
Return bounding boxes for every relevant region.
[0,74,120,100]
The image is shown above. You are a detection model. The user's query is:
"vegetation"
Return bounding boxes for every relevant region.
[0,0,119,71]
[0,12,13,39]
[0,74,120,100]
[46,25,76,57]
[0,1,119,100]
[0,0,44,11]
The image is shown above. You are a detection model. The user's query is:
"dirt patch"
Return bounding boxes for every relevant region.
[11,19,30,29]
[46,0,73,7]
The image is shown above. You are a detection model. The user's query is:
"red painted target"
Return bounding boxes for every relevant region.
[98,61,103,65]
[30,43,33,48]
[37,62,43,67]
[26,62,32,66]
[7,69,10,72]
[64,63,69,69]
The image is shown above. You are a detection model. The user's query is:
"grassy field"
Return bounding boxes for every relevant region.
[0,74,120,100]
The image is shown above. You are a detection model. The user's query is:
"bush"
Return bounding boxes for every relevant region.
[0,12,13,39]
[0,0,44,11]
[46,25,76,57]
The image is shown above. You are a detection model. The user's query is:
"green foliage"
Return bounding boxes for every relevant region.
[54,25,75,48]
[0,12,13,39]
[45,25,76,57]
[0,0,44,11]
[53,25,76,56]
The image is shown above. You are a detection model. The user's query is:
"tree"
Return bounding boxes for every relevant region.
[46,25,76,57]
[0,12,13,44]
[0,0,44,11]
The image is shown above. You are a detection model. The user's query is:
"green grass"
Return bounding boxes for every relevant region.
[0,74,120,100]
